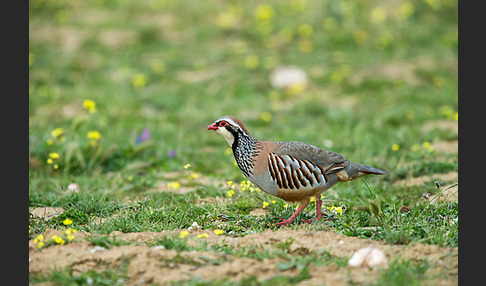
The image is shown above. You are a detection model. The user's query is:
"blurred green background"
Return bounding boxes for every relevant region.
[29,0,457,196]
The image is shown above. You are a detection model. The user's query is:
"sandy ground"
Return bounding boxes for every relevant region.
[29,224,458,285]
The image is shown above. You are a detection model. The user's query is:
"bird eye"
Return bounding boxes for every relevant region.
[218,121,229,127]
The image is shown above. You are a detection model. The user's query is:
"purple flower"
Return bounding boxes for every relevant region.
[135,128,151,144]
[169,150,176,158]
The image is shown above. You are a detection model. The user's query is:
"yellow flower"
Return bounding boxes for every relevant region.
[87,131,101,140]
[65,228,76,241]
[244,54,259,70]
[53,164,59,170]
[297,24,313,37]
[239,180,252,191]
[225,180,234,187]
[47,158,53,164]
[214,229,224,235]
[197,233,209,239]
[391,144,400,151]
[397,1,414,20]
[439,105,457,120]
[310,197,316,203]
[51,235,65,245]
[226,189,235,197]
[286,82,306,95]
[49,152,60,159]
[216,11,241,30]
[38,242,44,249]
[254,4,275,21]
[132,73,148,89]
[179,230,189,238]
[184,163,191,170]
[330,71,344,84]
[46,138,54,146]
[262,201,269,208]
[63,218,73,225]
[188,173,199,180]
[168,181,181,189]
[271,200,276,204]
[51,128,64,138]
[33,235,44,243]
[83,99,97,113]
[371,7,387,24]
[260,112,272,122]
[422,141,434,152]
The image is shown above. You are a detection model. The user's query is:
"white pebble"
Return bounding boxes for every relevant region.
[269,66,308,90]
[67,183,80,193]
[89,246,106,253]
[348,246,388,268]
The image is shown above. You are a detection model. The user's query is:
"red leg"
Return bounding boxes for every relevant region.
[275,201,310,226]
[304,197,323,224]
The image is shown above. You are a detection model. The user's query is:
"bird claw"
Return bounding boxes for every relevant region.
[274,215,293,226]
[275,220,292,226]
[303,218,318,224]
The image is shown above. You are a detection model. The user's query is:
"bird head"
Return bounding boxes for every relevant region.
[207,116,251,147]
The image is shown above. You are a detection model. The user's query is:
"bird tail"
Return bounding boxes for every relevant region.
[336,161,388,182]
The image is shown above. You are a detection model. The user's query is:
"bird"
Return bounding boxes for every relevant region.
[207,115,388,226]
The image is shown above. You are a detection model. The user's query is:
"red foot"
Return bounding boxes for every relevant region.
[275,219,292,226]
[303,197,325,224]
[303,216,320,224]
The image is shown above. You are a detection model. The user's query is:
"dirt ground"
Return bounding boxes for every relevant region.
[29,223,458,285]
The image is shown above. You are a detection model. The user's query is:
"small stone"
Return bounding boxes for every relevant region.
[348,246,388,269]
[67,183,80,193]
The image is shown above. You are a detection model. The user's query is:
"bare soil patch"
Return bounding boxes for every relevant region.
[393,171,458,188]
[30,207,65,220]
[29,228,457,285]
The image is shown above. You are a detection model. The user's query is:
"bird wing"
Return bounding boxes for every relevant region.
[273,141,348,174]
[267,152,326,190]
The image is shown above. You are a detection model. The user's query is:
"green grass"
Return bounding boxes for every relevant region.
[29,0,457,284]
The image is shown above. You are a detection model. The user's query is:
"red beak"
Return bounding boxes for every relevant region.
[207,122,219,130]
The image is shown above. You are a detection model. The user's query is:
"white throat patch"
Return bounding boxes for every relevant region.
[217,127,234,147]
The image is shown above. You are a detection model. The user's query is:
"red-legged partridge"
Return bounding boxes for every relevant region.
[207,116,388,226]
